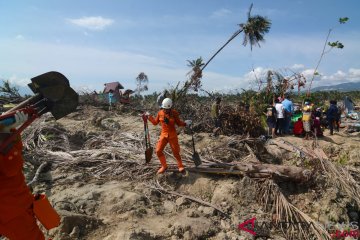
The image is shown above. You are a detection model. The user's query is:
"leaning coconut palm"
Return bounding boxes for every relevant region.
[186,57,204,92]
[201,4,271,71]
[173,58,204,103]
[177,4,270,101]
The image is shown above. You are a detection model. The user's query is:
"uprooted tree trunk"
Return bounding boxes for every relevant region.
[182,163,312,183]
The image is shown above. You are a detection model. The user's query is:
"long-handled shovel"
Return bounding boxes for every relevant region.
[191,127,202,167]
[0,71,79,153]
[142,114,153,163]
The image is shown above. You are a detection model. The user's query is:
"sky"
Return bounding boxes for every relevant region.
[0,0,359,95]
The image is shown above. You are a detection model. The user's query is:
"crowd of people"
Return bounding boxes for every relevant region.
[144,92,344,177]
[266,95,341,139]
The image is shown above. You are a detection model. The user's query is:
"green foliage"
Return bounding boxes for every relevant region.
[135,72,149,96]
[242,14,271,49]
[201,4,271,73]
[337,152,349,165]
[307,17,348,95]
[186,57,204,92]
[187,57,204,68]
[0,80,20,98]
[141,89,360,127]
[339,17,349,24]
[328,41,344,49]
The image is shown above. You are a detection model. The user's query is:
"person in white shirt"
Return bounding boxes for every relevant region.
[275,98,285,135]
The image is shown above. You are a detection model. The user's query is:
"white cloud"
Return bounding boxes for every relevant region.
[15,34,24,40]
[1,35,359,94]
[67,16,114,30]
[297,68,360,88]
[348,68,360,81]
[320,69,360,83]
[211,8,232,18]
[243,67,270,80]
[301,69,316,79]
[203,67,273,93]
[290,64,305,70]
[5,75,31,87]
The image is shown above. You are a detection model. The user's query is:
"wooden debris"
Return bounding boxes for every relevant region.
[151,180,229,217]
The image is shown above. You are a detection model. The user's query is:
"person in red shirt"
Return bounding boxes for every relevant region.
[0,111,45,240]
[293,117,304,136]
[146,98,191,174]
[312,117,323,137]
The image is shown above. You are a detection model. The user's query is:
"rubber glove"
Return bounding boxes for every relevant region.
[1,111,28,133]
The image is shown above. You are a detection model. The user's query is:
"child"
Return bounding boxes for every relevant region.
[293,117,304,136]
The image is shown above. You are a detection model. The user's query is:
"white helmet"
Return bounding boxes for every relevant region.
[161,98,173,109]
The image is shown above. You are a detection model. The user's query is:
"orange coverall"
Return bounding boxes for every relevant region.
[0,135,45,240]
[149,109,186,169]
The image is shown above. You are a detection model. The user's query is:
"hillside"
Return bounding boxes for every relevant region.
[312,81,360,92]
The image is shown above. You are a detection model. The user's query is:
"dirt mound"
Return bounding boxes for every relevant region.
[21,106,360,240]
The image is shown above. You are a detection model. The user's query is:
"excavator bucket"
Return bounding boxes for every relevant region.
[28,71,70,101]
[28,71,79,119]
[0,71,79,154]
[49,87,79,120]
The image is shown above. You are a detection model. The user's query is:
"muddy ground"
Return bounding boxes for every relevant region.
[23,106,360,240]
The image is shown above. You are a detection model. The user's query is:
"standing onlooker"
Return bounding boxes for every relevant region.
[335,105,342,132]
[211,97,222,135]
[266,102,277,138]
[314,107,322,119]
[326,100,339,135]
[313,117,323,137]
[281,94,293,134]
[293,117,304,136]
[275,98,285,135]
[108,89,114,111]
[302,101,313,140]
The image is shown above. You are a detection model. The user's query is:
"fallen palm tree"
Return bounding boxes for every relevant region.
[21,116,306,185]
[20,111,360,240]
[257,179,331,240]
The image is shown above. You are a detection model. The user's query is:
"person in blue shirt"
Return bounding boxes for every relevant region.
[281,94,293,134]
[108,89,114,111]
[326,100,339,135]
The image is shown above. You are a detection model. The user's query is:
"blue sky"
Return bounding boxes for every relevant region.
[0,0,359,95]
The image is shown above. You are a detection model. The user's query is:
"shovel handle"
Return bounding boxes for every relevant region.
[141,113,148,123]
[143,120,148,147]
[4,94,42,114]
[141,113,152,148]
[0,106,38,127]
[146,121,151,145]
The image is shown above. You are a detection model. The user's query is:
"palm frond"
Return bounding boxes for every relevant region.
[258,180,332,240]
[247,3,253,20]
[242,15,271,50]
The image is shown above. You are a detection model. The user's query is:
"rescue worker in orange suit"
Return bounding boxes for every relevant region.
[146,98,192,174]
[0,111,45,240]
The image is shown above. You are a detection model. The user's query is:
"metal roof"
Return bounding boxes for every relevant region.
[103,82,124,93]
